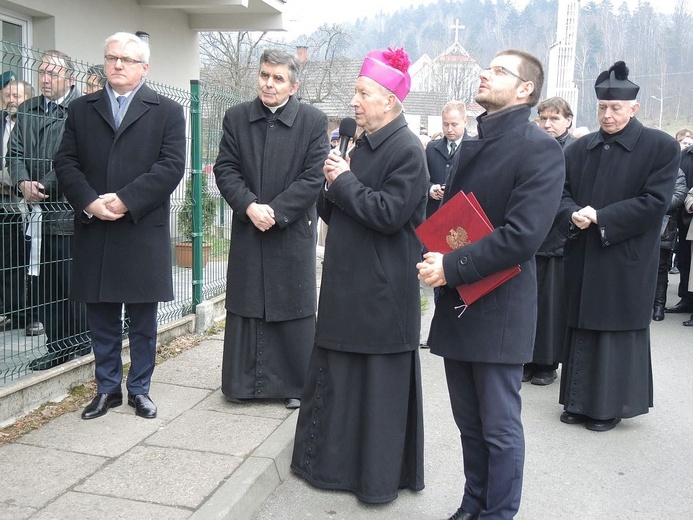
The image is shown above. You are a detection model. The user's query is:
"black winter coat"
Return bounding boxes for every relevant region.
[214,96,329,322]
[428,106,565,364]
[54,84,186,303]
[8,87,80,235]
[315,113,428,354]
[558,118,680,330]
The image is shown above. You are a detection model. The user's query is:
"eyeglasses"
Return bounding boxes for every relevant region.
[105,55,144,66]
[482,65,528,83]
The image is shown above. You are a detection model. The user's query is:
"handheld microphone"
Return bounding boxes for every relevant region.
[338,117,357,157]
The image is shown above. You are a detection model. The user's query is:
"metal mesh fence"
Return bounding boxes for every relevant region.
[0,41,242,384]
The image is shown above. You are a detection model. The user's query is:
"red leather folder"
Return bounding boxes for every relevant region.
[416,190,520,310]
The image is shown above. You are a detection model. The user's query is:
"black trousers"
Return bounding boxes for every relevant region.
[444,359,524,519]
[36,233,89,353]
[87,302,158,395]
[0,207,31,323]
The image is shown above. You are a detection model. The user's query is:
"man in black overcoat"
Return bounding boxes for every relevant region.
[213,49,329,409]
[55,32,185,420]
[418,50,565,520]
[8,50,88,370]
[557,61,679,432]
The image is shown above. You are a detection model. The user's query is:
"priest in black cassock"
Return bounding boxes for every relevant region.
[291,46,427,504]
[558,61,680,432]
[213,49,329,409]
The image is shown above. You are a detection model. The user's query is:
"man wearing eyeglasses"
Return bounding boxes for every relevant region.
[418,50,565,520]
[55,32,185,420]
[8,50,91,370]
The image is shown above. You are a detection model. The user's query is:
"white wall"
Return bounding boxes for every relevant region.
[1,0,199,90]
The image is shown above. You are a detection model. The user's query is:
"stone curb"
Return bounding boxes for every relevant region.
[190,411,299,520]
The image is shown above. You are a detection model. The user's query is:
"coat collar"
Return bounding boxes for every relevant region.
[91,83,159,132]
[476,105,531,139]
[586,117,642,152]
[362,112,409,150]
[19,85,79,114]
[249,95,300,127]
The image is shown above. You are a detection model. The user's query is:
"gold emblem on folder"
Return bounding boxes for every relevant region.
[446,227,470,249]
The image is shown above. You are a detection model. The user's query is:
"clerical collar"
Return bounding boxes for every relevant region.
[262,97,290,114]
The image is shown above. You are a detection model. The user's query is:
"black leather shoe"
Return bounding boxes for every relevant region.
[448,507,477,520]
[128,393,157,418]
[665,301,693,313]
[683,315,693,327]
[531,370,557,386]
[25,321,45,336]
[28,350,74,371]
[285,398,301,409]
[560,411,588,425]
[586,417,621,432]
[522,365,533,382]
[652,304,665,321]
[82,392,123,420]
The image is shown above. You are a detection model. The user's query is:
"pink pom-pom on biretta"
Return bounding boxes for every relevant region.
[359,46,412,101]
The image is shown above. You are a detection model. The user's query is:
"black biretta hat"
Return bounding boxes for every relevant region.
[594,61,639,100]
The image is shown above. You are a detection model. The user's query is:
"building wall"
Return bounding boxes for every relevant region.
[1,0,199,90]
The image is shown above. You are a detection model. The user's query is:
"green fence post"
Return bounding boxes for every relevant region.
[190,79,203,310]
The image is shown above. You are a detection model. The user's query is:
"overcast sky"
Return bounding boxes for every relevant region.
[283,0,684,37]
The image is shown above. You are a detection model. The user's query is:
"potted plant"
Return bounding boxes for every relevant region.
[175,172,217,268]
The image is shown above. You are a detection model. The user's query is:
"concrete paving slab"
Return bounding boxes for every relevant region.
[1,443,106,509]
[254,283,693,519]
[0,503,35,520]
[144,408,283,457]
[195,389,294,420]
[16,407,162,458]
[30,491,192,520]
[152,339,224,390]
[145,381,213,423]
[75,445,242,509]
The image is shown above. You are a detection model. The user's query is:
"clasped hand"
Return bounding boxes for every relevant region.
[85,193,128,221]
[247,201,275,232]
[417,252,447,287]
[571,205,597,229]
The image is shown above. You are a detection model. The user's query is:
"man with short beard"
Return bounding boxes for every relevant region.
[418,49,565,520]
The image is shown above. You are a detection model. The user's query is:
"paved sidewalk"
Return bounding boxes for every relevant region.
[3,279,693,519]
[1,331,299,520]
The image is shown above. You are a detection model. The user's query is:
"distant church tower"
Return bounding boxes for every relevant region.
[547,0,580,120]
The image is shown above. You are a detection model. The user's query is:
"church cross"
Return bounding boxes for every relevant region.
[451,18,465,43]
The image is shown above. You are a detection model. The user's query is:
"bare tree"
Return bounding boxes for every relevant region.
[199,31,268,97]
[296,24,352,105]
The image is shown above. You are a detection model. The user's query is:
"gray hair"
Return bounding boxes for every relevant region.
[104,32,151,64]
[260,49,300,84]
[41,50,74,75]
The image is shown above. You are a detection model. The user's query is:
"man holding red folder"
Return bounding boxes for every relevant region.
[417,49,564,520]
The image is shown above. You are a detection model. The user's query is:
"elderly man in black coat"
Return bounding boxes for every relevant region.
[291,46,427,504]
[213,49,329,410]
[55,32,185,420]
[557,61,679,432]
[418,50,565,520]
